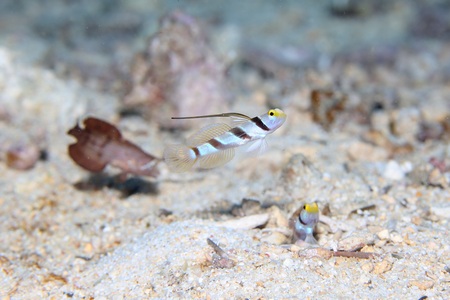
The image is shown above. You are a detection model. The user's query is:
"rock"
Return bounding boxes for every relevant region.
[408,280,434,290]
[337,236,366,251]
[382,160,405,181]
[420,99,449,123]
[376,229,390,240]
[123,11,229,129]
[390,107,421,143]
[298,247,333,260]
[372,258,393,275]
[358,274,372,285]
[361,262,374,273]
[260,231,289,245]
[428,168,448,188]
[218,214,269,230]
[430,205,450,219]
[267,206,289,228]
[411,216,422,226]
[390,232,403,243]
[282,258,294,268]
[371,111,391,137]
[347,141,388,162]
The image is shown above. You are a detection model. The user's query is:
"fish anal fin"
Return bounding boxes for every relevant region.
[187,123,232,147]
[198,148,235,169]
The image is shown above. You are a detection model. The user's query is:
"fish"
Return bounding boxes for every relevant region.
[289,202,320,244]
[164,108,287,172]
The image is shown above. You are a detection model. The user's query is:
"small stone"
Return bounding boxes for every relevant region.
[382,160,405,181]
[391,107,421,143]
[267,206,289,228]
[390,232,403,243]
[361,262,374,273]
[403,233,416,246]
[298,247,333,260]
[337,236,366,251]
[372,258,393,275]
[375,240,387,247]
[425,271,438,281]
[408,280,434,290]
[283,258,294,268]
[411,216,422,226]
[218,213,269,230]
[289,244,301,253]
[5,142,40,170]
[420,99,449,123]
[377,229,390,240]
[361,245,375,253]
[347,141,388,162]
[260,231,288,245]
[426,241,439,250]
[428,168,448,188]
[430,205,450,219]
[381,195,396,204]
[371,111,390,137]
[84,243,93,253]
[358,274,371,284]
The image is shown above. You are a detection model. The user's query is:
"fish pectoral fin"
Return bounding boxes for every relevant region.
[245,138,268,155]
[198,148,235,169]
[187,123,232,147]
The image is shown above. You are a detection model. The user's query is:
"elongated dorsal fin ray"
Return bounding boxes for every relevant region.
[198,148,235,169]
[187,123,232,147]
[172,112,251,121]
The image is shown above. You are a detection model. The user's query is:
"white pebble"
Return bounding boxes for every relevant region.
[390,232,403,243]
[377,229,390,240]
[283,258,294,268]
[382,160,405,181]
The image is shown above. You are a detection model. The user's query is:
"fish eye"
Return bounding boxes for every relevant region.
[302,205,306,210]
[269,110,275,116]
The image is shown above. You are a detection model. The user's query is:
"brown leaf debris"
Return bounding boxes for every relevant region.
[67,117,160,177]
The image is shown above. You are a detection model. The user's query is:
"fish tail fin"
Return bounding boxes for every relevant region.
[304,234,318,245]
[163,144,197,172]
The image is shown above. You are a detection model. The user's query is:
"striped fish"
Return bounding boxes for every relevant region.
[289,202,319,244]
[164,108,287,172]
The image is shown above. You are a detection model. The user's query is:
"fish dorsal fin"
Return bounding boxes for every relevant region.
[185,123,235,169]
[187,123,232,147]
[198,148,235,169]
[229,115,251,127]
[172,112,251,121]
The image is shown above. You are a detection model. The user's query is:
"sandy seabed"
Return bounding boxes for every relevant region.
[0,0,449,299]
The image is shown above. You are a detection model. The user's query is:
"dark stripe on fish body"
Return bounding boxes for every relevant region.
[192,147,200,157]
[251,116,270,131]
[209,138,225,149]
[230,127,251,140]
[299,215,307,226]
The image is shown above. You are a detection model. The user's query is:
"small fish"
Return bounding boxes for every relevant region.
[164,109,287,172]
[289,202,319,244]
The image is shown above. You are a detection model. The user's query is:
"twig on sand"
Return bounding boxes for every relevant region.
[297,246,378,260]
[331,250,377,259]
